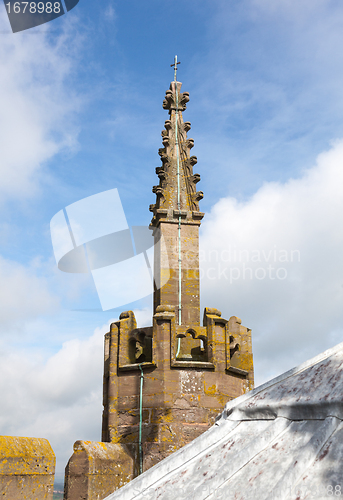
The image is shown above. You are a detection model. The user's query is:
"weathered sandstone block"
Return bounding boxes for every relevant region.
[0,436,55,499]
[64,441,133,500]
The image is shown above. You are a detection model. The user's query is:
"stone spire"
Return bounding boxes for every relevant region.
[149,81,204,226]
[150,77,205,326]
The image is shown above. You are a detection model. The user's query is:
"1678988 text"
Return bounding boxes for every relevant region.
[5,2,61,14]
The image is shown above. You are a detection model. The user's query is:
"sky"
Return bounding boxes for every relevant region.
[0,0,343,482]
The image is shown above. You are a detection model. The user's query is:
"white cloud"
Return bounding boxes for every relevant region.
[200,139,343,385]
[0,13,81,201]
[133,306,153,327]
[104,3,116,21]
[0,321,108,475]
[0,255,59,331]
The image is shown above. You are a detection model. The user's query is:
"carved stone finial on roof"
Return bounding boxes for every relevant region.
[183,121,191,132]
[191,191,204,211]
[152,185,164,198]
[191,173,201,185]
[186,138,194,150]
[156,166,165,180]
[157,148,170,173]
[158,148,167,161]
[180,91,190,109]
[150,77,204,223]
[187,174,201,198]
[190,155,197,165]
[162,90,173,110]
[183,156,197,177]
[162,86,189,112]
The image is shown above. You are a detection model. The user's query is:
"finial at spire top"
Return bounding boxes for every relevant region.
[171,55,180,82]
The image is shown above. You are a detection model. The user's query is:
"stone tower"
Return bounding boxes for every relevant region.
[101,67,254,479]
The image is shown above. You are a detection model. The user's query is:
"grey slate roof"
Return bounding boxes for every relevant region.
[105,342,343,500]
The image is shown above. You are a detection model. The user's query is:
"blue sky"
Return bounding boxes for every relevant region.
[1,0,343,481]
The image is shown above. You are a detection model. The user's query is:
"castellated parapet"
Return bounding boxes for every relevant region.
[101,308,253,475]
[64,76,254,499]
